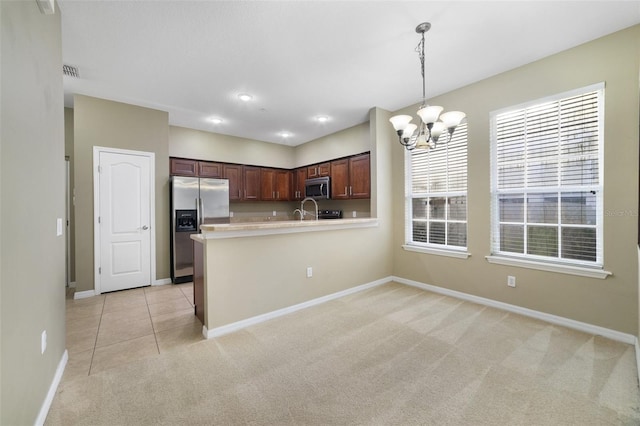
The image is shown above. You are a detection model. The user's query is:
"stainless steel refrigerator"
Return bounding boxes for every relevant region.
[170,176,230,283]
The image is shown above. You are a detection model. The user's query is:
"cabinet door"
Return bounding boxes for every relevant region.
[307,164,319,179]
[275,170,290,201]
[193,240,204,324]
[243,166,261,200]
[330,159,349,199]
[292,168,307,200]
[349,154,370,199]
[170,158,198,176]
[223,164,243,201]
[260,168,276,201]
[198,161,222,178]
[318,162,331,177]
[307,162,330,179]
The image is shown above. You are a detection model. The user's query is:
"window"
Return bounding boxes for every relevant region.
[490,84,603,268]
[405,123,468,252]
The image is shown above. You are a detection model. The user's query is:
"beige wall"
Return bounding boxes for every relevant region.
[392,25,640,335]
[169,122,370,170]
[294,122,370,167]
[1,2,66,424]
[203,108,392,329]
[74,95,170,292]
[170,126,295,169]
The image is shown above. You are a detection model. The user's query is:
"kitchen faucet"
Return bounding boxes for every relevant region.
[298,197,319,221]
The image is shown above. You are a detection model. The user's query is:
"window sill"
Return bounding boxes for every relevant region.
[485,255,611,279]
[403,244,470,259]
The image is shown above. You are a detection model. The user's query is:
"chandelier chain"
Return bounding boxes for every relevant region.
[416,33,426,105]
[388,22,465,151]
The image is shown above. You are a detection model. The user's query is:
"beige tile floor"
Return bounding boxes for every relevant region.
[64,283,203,380]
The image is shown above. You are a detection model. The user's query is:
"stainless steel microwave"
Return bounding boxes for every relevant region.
[305,177,330,200]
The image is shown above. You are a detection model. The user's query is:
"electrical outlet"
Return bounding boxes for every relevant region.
[352,211,357,218]
[507,276,516,288]
[56,218,63,236]
[306,267,313,278]
[273,210,277,217]
[41,330,47,354]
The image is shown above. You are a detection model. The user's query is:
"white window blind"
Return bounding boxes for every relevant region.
[406,123,468,249]
[490,84,603,266]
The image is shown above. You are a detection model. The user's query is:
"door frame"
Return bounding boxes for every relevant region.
[93,146,156,294]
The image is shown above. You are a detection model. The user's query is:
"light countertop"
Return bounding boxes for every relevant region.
[192,218,378,240]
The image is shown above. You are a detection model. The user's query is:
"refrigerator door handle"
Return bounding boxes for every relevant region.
[198,197,204,230]
[195,197,200,230]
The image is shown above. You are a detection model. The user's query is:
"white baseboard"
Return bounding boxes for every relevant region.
[73,289,97,300]
[35,349,68,426]
[393,276,636,345]
[203,277,389,339]
[153,278,172,286]
[74,279,171,298]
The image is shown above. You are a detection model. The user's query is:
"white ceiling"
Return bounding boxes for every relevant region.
[59,1,640,146]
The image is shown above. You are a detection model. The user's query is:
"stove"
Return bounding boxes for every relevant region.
[318,209,343,219]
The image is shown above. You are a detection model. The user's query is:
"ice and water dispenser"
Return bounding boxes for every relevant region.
[175,210,197,232]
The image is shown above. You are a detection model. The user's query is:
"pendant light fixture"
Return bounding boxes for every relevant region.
[389,22,466,151]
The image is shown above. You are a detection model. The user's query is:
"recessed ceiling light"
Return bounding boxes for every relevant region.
[279,131,292,138]
[209,117,223,124]
[237,93,253,102]
[315,115,329,123]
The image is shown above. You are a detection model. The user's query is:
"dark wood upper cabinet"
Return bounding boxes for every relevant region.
[198,161,223,178]
[171,152,370,202]
[307,162,330,179]
[274,169,290,201]
[223,164,243,201]
[330,154,370,200]
[349,153,370,199]
[261,168,290,201]
[170,158,198,177]
[330,159,350,200]
[243,166,261,200]
[171,158,223,178]
[260,168,276,201]
[291,168,307,200]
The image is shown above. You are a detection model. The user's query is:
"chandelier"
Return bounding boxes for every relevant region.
[389,22,466,151]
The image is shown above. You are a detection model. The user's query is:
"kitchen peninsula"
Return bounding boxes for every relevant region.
[191,217,380,338]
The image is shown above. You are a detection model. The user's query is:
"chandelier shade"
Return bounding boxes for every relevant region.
[390,22,466,151]
[416,105,443,124]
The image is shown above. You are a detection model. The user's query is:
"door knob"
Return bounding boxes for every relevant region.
[142,225,149,230]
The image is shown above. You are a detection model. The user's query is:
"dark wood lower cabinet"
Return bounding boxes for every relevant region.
[193,240,204,325]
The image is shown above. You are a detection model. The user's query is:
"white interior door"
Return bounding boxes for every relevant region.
[97,150,152,293]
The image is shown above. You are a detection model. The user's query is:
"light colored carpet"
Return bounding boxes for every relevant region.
[46,282,640,425]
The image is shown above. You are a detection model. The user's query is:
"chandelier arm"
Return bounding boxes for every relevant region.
[446,127,455,144]
[395,131,413,148]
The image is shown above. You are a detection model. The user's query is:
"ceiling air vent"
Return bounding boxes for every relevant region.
[63,64,79,78]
